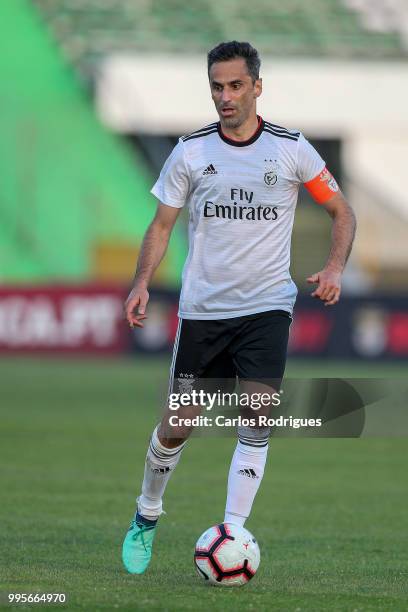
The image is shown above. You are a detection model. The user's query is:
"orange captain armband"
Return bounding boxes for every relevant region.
[304,167,340,204]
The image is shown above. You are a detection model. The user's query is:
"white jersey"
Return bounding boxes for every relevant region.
[151,117,325,320]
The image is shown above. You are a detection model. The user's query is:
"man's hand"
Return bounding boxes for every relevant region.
[307,268,342,306]
[124,284,150,328]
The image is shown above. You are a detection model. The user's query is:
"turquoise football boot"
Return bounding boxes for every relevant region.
[122,513,158,574]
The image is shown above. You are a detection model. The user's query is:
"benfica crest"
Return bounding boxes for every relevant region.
[177,373,195,394]
[264,159,279,186]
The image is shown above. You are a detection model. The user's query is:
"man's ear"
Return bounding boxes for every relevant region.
[254,78,262,98]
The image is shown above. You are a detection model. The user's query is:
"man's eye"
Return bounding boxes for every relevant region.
[233,83,241,89]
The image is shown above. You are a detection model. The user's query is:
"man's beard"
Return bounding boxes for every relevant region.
[218,105,250,130]
[221,115,243,129]
[220,108,250,130]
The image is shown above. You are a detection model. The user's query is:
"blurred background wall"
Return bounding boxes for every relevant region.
[0,0,407,360]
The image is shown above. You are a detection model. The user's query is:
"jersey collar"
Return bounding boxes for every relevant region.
[217,115,264,147]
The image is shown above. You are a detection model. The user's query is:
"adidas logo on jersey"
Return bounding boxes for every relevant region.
[203,164,217,175]
[237,468,259,479]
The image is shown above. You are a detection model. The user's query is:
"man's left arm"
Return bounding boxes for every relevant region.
[306,191,356,306]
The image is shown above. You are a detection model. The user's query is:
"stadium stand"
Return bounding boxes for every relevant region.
[32,0,406,80]
[0,1,186,284]
[344,0,408,50]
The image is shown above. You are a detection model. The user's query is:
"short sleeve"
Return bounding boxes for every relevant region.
[296,132,326,184]
[151,140,190,208]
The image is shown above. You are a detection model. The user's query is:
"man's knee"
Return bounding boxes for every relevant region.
[159,404,202,447]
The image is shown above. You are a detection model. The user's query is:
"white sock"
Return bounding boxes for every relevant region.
[137,425,186,520]
[224,438,268,527]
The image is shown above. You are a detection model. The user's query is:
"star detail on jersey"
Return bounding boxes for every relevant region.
[203,164,217,175]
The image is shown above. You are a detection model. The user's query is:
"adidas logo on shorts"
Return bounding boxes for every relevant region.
[203,163,217,175]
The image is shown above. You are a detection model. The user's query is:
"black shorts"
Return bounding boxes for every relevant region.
[168,310,291,395]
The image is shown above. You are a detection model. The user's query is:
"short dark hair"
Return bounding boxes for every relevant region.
[207,41,261,83]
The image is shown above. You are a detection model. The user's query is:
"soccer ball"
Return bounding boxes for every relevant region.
[194,523,260,587]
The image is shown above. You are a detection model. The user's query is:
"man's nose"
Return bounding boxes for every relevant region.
[221,88,232,103]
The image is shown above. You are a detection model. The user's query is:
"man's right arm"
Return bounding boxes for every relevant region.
[125,203,182,328]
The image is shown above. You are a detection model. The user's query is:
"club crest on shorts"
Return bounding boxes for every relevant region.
[177,373,195,394]
[264,159,279,186]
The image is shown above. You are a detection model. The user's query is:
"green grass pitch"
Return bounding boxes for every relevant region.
[1,357,407,610]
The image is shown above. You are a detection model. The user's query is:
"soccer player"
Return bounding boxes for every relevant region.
[122,41,356,574]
